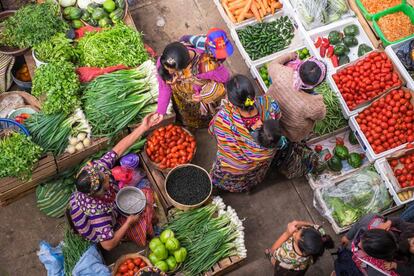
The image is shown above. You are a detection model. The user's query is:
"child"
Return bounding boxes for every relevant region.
[265,220,334,276]
[180,28,234,61]
[252,119,287,150]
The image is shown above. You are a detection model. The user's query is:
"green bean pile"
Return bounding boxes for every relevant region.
[314,81,348,136]
[237,16,295,60]
[63,227,91,276]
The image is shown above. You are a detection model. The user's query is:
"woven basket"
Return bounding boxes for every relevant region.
[112,253,152,276]
[0,11,30,56]
[0,91,41,110]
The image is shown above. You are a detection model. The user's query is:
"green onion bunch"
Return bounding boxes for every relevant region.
[83,60,158,139]
[62,227,91,276]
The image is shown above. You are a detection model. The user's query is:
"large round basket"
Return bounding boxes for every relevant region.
[111,253,152,276]
[143,126,196,174]
[0,91,41,110]
[0,11,30,56]
[79,0,129,27]
[165,164,212,211]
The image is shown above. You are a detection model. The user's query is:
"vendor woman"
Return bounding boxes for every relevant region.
[68,113,159,251]
[209,75,284,192]
[155,41,230,129]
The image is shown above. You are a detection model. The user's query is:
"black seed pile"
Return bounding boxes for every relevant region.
[166,166,211,205]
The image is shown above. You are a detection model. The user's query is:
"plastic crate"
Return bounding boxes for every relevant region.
[372,4,414,47]
[231,10,305,68]
[305,17,375,73]
[348,87,414,162]
[329,50,405,119]
[356,0,405,21]
[375,158,414,205]
[305,127,368,190]
[385,37,414,90]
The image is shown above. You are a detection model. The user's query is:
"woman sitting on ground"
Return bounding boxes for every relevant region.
[155,41,230,129]
[209,74,285,193]
[68,113,159,251]
[265,220,334,276]
[267,52,327,142]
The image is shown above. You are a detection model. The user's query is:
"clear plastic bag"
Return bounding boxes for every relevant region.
[291,0,354,31]
[317,167,393,228]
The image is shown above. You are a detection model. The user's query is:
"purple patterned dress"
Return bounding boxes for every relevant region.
[69,151,120,243]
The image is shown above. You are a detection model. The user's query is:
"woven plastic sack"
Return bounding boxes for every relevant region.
[316,167,392,227]
[291,0,354,31]
[0,54,15,93]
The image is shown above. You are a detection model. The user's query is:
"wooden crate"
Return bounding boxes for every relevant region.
[204,256,245,276]
[0,154,56,206]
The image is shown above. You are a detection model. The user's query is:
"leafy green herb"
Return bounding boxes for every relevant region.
[0,132,43,180]
[77,23,149,68]
[32,60,80,115]
[63,227,91,276]
[32,33,78,63]
[0,2,68,48]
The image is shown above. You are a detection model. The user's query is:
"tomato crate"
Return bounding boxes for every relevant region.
[314,165,402,234]
[230,9,305,68]
[330,50,406,118]
[385,37,414,90]
[306,127,369,190]
[349,87,414,162]
[306,17,375,73]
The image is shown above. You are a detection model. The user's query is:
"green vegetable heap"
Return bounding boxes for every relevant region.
[238,16,294,60]
[77,23,149,68]
[32,33,78,63]
[0,2,68,48]
[32,60,80,115]
[63,227,91,276]
[0,132,43,181]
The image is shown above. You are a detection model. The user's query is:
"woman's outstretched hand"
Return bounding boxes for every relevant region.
[141,112,161,131]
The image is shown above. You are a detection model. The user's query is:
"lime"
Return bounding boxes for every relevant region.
[103,0,116,12]
[302,48,309,55]
[72,19,83,29]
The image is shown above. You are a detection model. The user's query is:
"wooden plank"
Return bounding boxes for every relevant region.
[0,186,36,206]
[348,0,382,49]
[203,256,246,276]
[23,50,36,80]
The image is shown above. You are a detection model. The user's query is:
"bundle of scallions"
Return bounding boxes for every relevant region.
[166,197,246,276]
[82,60,159,139]
[25,110,90,156]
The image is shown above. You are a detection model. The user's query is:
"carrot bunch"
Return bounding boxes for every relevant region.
[221,0,283,23]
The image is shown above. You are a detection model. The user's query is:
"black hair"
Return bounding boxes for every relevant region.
[226,74,256,111]
[254,119,282,148]
[158,42,190,82]
[298,227,334,263]
[399,226,414,255]
[299,60,324,86]
[361,229,398,261]
[76,170,104,194]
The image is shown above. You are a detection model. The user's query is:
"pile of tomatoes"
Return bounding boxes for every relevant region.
[356,89,414,154]
[389,153,414,189]
[146,124,196,170]
[115,257,147,276]
[332,52,402,110]
[14,113,31,124]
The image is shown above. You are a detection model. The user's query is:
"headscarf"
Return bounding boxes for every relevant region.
[291,57,327,91]
[76,162,102,195]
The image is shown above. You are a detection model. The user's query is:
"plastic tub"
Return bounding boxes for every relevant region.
[32,50,47,68]
[356,0,405,21]
[306,17,375,73]
[231,10,305,68]
[385,37,414,90]
[372,4,414,46]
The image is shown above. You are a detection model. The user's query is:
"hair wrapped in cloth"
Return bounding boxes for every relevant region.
[77,163,101,195]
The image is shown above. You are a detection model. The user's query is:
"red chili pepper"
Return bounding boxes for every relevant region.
[314,37,322,48]
[326,46,334,58]
[314,145,323,153]
[322,38,330,48]
[331,55,339,67]
[324,153,332,161]
[336,137,344,146]
[320,46,327,58]
[20,113,30,119]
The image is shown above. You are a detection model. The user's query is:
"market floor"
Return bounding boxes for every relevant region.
[0,0,337,275]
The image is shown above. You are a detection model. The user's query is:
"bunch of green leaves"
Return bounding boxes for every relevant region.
[77,23,149,68]
[0,132,43,181]
[32,60,80,115]
[32,33,78,63]
[0,1,68,48]
[25,112,72,156]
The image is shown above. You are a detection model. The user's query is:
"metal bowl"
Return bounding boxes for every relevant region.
[115,186,146,216]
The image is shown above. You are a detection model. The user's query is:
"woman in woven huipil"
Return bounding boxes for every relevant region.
[209,75,286,192]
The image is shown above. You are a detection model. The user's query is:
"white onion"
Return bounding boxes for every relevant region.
[75,142,85,151]
[77,132,87,141]
[83,138,91,147]
[69,137,78,145]
[67,145,76,154]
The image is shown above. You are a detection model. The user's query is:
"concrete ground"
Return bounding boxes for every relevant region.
[0,0,339,275]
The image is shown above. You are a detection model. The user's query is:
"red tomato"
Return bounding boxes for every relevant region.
[119,265,128,273]
[133,258,142,266]
[127,263,135,270]
[395,169,402,176]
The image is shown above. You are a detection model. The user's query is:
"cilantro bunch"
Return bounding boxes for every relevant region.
[32,33,79,63]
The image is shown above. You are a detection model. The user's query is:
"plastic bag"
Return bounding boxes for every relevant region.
[316,167,393,227]
[72,244,110,276]
[37,241,64,276]
[396,39,414,71]
[292,0,353,31]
